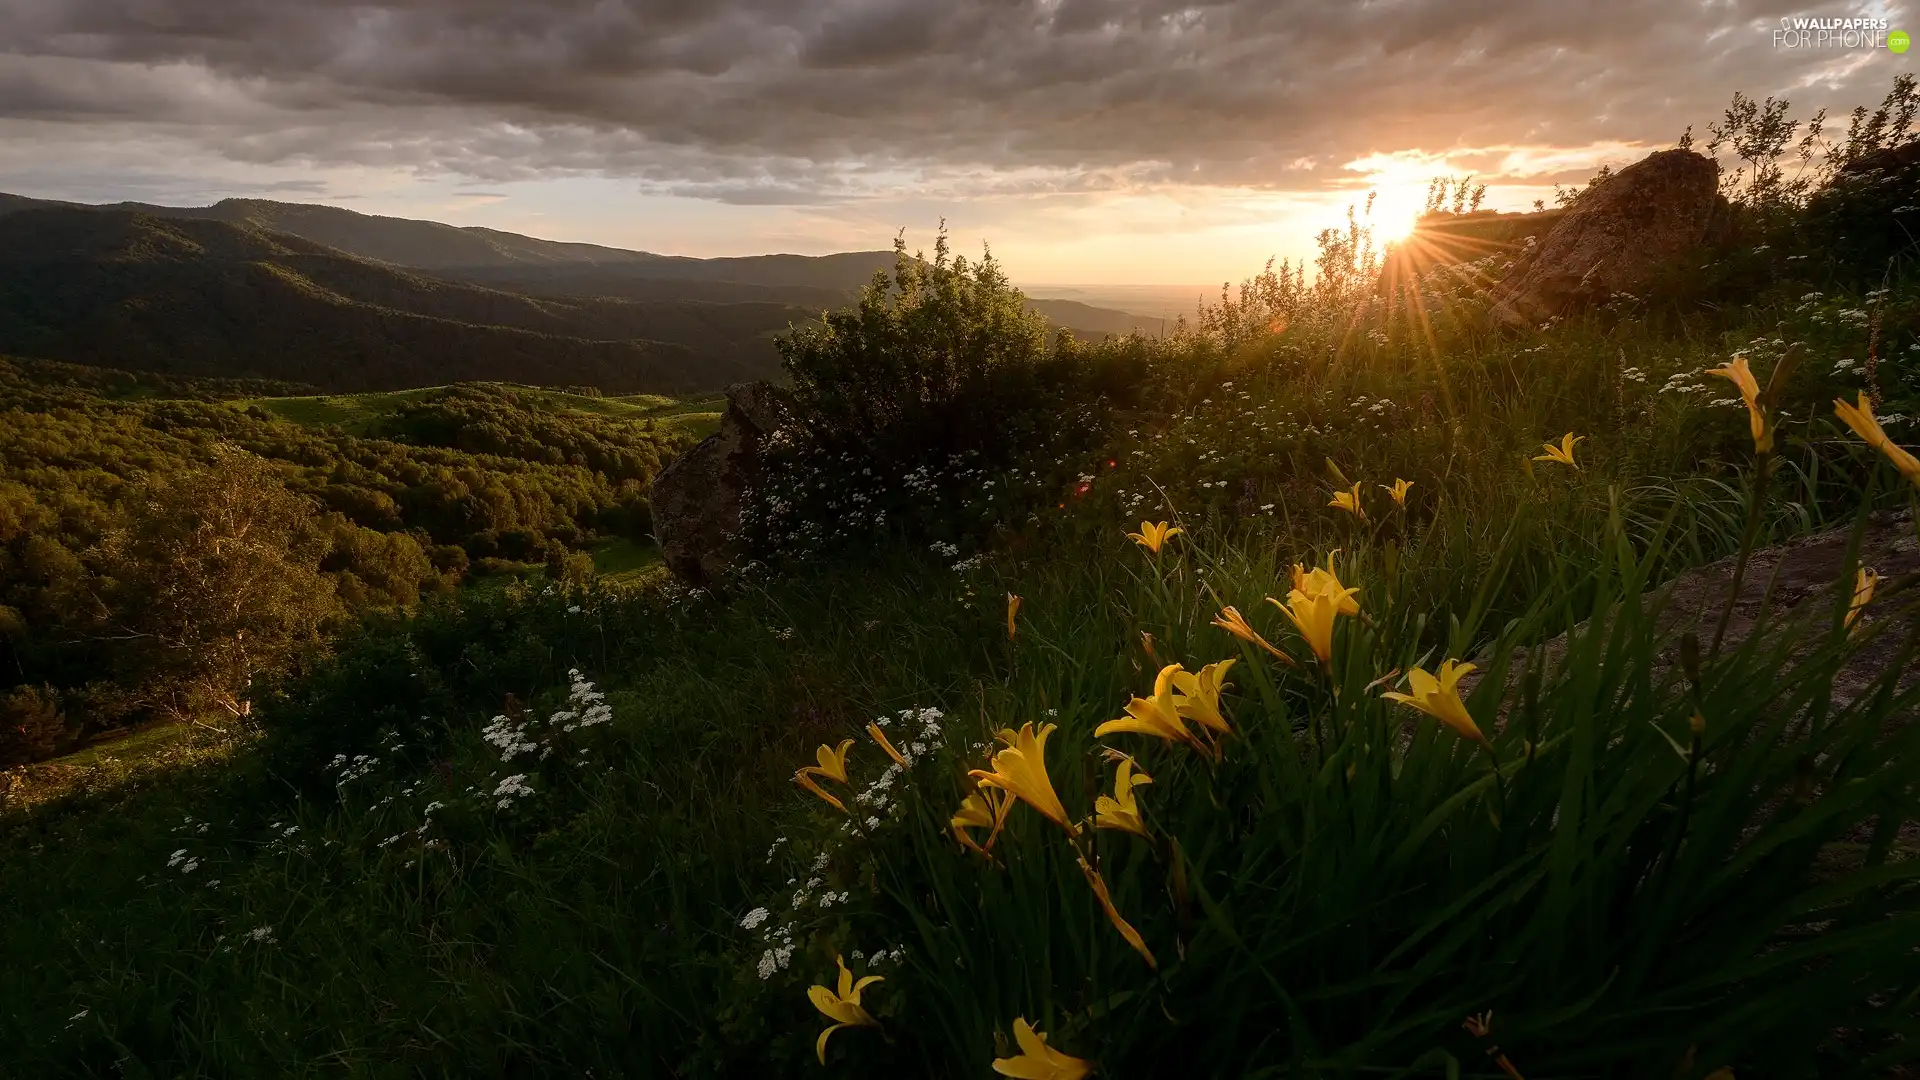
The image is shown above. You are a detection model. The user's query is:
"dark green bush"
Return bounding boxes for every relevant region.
[748,229,1141,557]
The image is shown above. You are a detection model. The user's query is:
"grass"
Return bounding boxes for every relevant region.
[233,385,726,439]
[589,537,667,584]
[5,250,1919,1077]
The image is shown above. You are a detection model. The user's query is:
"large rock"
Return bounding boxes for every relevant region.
[650,381,789,588]
[1467,510,1920,717]
[1488,149,1725,327]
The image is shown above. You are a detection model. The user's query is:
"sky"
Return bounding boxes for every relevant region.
[0,0,1913,285]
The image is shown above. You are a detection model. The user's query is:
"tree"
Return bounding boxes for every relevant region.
[0,684,65,766]
[98,451,341,724]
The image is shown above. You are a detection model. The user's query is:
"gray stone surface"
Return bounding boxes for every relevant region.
[649,381,789,587]
[1488,148,1726,327]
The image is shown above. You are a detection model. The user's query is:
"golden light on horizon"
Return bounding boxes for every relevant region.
[1367,186,1425,243]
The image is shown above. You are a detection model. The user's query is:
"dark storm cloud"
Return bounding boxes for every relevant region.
[0,0,1907,198]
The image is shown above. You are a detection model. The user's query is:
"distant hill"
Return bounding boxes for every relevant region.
[0,209,815,393]
[0,192,1160,337]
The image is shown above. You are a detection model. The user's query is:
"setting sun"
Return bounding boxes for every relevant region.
[1367,185,1427,242]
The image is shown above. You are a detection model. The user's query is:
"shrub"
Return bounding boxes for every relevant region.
[750,229,1127,556]
[0,683,67,766]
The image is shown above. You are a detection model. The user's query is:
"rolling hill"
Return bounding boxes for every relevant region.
[0,192,1162,333]
[0,194,1165,394]
[0,209,817,393]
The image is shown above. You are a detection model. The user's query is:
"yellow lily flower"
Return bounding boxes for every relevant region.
[1093,756,1153,838]
[1835,392,1920,488]
[969,723,1079,836]
[1126,520,1182,554]
[1095,663,1203,753]
[1328,482,1367,520]
[992,1018,1093,1080]
[1170,658,1236,735]
[1291,554,1361,616]
[1006,592,1022,641]
[807,954,882,1064]
[1533,432,1583,468]
[1211,605,1296,666]
[1708,356,1771,452]
[1076,856,1157,970]
[1847,566,1878,632]
[866,723,908,769]
[1383,478,1413,506]
[1382,660,1486,746]
[950,788,1013,855]
[794,738,855,813]
[1269,584,1360,669]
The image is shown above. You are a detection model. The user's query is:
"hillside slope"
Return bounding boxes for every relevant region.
[0,192,1161,335]
[0,209,814,393]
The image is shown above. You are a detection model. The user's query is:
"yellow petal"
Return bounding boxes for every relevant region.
[815,1022,846,1065]
[866,723,909,769]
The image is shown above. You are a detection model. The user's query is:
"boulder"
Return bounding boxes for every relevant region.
[1466,510,1920,718]
[1487,149,1725,327]
[649,381,789,588]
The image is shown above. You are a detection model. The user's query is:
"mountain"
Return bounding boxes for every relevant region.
[0,209,814,394]
[0,192,1159,333]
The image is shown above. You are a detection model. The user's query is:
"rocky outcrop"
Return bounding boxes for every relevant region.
[1488,149,1725,327]
[1468,511,1920,716]
[649,381,789,588]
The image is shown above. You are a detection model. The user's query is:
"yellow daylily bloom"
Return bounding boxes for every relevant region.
[1094,663,1202,753]
[1383,478,1413,506]
[1170,658,1236,735]
[1212,605,1297,666]
[1382,660,1486,746]
[1076,856,1157,970]
[794,738,855,813]
[1006,592,1022,641]
[807,954,882,1064]
[1328,482,1367,520]
[1533,432,1583,468]
[1847,566,1878,632]
[992,1017,1094,1080]
[1291,553,1361,616]
[866,723,908,769]
[950,788,1013,855]
[1708,355,1771,452]
[1126,521,1183,554]
[1835,392,1920,488]
[1093,756,1153,839]
[1269,584,1361,669]
[969,723,1079,836]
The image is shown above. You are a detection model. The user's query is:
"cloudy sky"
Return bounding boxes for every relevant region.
[0,0,1912,284]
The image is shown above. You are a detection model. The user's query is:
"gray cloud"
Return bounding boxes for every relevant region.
[0,0,1911,203]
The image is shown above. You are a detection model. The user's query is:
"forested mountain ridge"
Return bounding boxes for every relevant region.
[0,191,1164,337]
[0,209,809,393]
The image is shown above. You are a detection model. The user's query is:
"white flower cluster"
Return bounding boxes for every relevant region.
[327,753,380,786]
[482,671,613,767]
[166,848,200,874]
[551,669,614,733]
[493,773,536,809]
[1659,369,1712,397]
